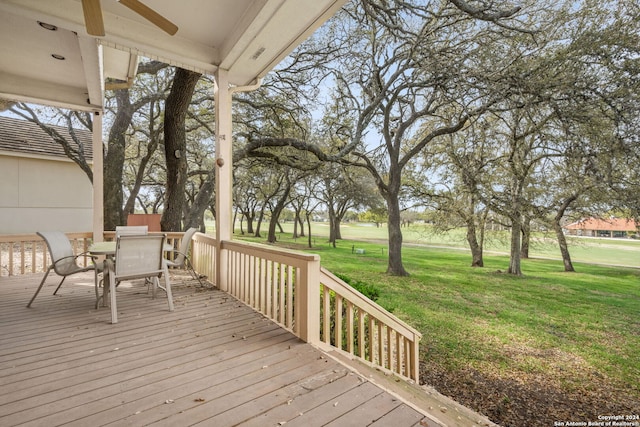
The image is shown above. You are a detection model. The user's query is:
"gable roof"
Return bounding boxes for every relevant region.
[0,116,93,161]
[565,217,638,232]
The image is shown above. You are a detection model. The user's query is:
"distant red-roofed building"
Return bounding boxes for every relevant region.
[564,217,639,238]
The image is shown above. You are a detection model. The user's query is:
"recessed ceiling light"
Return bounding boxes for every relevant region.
[51,54,65,60]
[38,21,58,31]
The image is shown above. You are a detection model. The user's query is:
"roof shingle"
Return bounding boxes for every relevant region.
[0,116,93,160]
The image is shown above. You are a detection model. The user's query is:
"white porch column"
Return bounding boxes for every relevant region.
[92,111,104,242]
[215,69,233,291]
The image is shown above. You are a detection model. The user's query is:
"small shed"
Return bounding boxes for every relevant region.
[127,214,162,232]
[0,116,93,233]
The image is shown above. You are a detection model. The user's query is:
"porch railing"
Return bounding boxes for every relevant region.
[0,231,422,383]
[220,239,321,343]
[190,232,217,284]
[319,267,421,381]
[1,231,185,276]
[195,236,422,383]
[0,232,93,276]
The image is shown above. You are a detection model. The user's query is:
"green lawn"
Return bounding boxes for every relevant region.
[277,221,640,267]
[234,223,640,421]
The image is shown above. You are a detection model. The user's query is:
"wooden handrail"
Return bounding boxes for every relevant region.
[190,232,217,284]
[320,267,421,339]
[319,267,422,382]
[0,232,93,276]
[219,239,320,341]
[191,237,422,383]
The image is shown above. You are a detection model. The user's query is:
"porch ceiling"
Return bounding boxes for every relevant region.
[0,0,346,111]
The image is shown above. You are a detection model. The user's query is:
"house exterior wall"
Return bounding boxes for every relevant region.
[0,155,92,233]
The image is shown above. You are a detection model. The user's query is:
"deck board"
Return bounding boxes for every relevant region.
[0,272,439,427]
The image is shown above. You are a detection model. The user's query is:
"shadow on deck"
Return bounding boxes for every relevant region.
[0,272,454,427]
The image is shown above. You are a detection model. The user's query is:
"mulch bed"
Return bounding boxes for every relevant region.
[421,363,639,427]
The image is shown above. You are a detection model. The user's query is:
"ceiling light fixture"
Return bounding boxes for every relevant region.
[38,21,58,31]
[51,54,66,60]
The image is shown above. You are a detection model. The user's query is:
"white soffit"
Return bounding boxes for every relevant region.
[0,0,348,110]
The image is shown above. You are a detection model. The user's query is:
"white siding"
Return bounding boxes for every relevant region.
[0,155,92,233]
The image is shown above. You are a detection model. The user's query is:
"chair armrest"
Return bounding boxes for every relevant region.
[52,254,83,267]
[52,252,100,270]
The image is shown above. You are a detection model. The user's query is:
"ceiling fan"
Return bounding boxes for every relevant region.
[81,0,178,37]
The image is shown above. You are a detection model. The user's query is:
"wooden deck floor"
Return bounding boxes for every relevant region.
[0,272,443,427]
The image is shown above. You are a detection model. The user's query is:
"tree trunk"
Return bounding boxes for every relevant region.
[520,217,531,259]
[104,89,133,229]
[306,213,313,248]
[328,212,344,247]
[333,219,343,240]
[328,205,338,247]
[237,209,244,235]
[386,194,408,276]
[254,208,265,238]
[184,169,214,231]
[161,68,201,231]
[508,214,523,275]
[554,219,575,272]
[267,216,278,243]
[329,220,342,246]
[293,212,299,238]
[244,211,255,234]
[466,217,484,267]
[553,195,578,272]
[267,181,291,243]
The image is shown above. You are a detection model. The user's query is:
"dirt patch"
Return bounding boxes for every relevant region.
[421,359,639,427]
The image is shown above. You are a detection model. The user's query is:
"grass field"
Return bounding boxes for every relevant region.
[287,221,639,267]
[233,221,640,425]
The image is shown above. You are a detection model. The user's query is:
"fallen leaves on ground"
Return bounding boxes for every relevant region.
[421,358,639,427]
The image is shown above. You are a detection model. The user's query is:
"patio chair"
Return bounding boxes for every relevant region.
[27,231,103,308]
[105,234,173,324]
[164,227,206,286]
[115,225,148,237]
[115,225,150,284]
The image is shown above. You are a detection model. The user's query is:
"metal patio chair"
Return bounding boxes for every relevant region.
[164,227,206,286]
[105,234,173,324]
[27,231,103,308]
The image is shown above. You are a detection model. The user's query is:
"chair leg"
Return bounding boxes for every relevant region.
[185,257,206,287]
[52,276,67,295]
[108,269,118,324]
[163,268,174,312]
[94,266,105,309]
[151,276,158,299]
[27,267,52,307]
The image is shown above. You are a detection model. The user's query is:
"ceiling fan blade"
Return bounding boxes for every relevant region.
[118,0,178,35]
[81,0,105,36]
